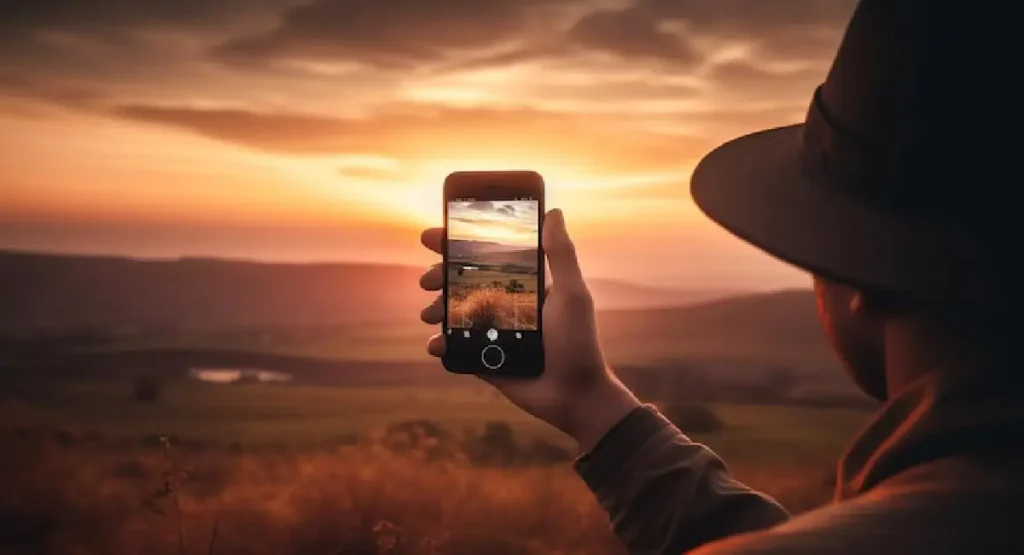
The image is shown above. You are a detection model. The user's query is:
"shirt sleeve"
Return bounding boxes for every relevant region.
[574,404,790,554]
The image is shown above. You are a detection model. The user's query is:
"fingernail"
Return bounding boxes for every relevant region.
[547,208,564,225]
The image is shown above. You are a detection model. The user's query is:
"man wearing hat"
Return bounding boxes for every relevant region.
[417,0,1022,552]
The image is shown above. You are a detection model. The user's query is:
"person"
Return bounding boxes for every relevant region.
[418,0,1022,552]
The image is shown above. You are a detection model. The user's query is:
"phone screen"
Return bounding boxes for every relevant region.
[443,174,544,376]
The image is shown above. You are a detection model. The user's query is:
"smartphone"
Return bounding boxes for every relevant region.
[442,171,544,377]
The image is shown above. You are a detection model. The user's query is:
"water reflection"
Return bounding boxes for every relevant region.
[190,368,293,384]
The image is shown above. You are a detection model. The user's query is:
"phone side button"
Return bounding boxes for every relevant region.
[481,344,506,370]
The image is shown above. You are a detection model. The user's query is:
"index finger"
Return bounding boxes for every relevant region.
[420,228,443,255]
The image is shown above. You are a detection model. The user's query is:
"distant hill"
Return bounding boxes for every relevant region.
[595,289,856,395]
[0,251,861,399]
[446,239,528,258]
[0,251,430,331]
[447,239,537,269]
[0,250,729,331]
[598,289,837,371]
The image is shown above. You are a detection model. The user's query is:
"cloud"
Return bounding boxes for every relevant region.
[566,7,700,66]
[337,165,403,182]
[0,0,261,31]
[111,103,715,174]
[704,59,826,106]
[557,0,856,66]
[495,204,517,217]
[213,0,577,69]
[0,0,853,178]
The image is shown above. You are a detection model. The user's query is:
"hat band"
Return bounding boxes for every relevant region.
[799,85,914,213]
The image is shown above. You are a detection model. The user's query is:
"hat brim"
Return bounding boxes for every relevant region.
[690,124,984,303]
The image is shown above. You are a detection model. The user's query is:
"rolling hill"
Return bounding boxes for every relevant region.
[446,239,528,259]
[0,250,733,332]
[447,239,537,269]
[598,289,837,372]
[0,250,860,398]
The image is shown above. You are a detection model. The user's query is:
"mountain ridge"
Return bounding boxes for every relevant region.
[0,250,738,330]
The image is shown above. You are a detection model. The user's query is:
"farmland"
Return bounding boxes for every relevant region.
[0,252,877,554]
[0,377,864,554]
[2,380,867,463]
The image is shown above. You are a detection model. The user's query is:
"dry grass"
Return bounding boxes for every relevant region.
[0,427,835,555]
[0,434,621,555]
[448,288,537,330]
[0,399,841,554]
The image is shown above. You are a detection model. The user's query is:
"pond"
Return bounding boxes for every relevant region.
[189,368,293,384]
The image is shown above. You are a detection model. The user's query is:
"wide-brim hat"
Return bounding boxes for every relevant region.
[690,0,1008,310]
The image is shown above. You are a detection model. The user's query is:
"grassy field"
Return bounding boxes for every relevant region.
[446,266,540,293]
[0,380,868,554]
[4,380,868,463]
[447,265,540,330]
[84,322,433,362]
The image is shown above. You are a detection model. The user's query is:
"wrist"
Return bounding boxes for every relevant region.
[564,372,642,454]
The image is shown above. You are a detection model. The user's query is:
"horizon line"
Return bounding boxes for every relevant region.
[0,246,803,294]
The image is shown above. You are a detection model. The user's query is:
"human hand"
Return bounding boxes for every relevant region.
[418,209,640,452]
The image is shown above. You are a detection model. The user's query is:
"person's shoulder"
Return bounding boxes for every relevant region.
[685,498,874,555]
[691,483,1024,555]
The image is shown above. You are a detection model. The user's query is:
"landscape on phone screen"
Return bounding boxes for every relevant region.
[447,199,540,331]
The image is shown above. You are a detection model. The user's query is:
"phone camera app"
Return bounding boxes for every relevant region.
[446,199,540,335]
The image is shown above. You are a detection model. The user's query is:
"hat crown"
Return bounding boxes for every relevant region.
[819,0,918,147]
[802,0,1009,232]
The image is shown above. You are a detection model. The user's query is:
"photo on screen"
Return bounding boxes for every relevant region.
[447,200,540,330]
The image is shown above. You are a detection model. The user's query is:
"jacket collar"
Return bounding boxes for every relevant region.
[836,369,1024,500]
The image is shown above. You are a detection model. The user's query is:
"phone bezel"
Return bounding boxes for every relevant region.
[442,170,545,378]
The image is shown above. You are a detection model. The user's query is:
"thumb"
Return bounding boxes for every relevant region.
[543,209,586,290]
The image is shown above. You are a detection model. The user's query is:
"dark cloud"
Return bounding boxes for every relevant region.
[566,7,700,65]
[0,0,856,80]
[213,0,575,68]
[495,204,517,217]
[564,0,857,65]
[0,0,850,164]
[0,0,283,32]
[0,0,293,107]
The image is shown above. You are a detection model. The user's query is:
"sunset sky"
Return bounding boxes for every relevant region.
[449,200,539,247]
[0,0,858,290]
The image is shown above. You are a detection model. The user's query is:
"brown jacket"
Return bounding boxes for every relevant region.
[575,372,1024,554]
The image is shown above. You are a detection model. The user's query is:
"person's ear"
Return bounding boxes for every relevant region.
[849,290,867,315]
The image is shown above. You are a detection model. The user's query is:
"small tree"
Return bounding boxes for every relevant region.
[467,421,519,466]
[505,279,524,294]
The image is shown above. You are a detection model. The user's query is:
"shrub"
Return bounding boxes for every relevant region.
[660,404,725,434]
[449,288,537,329]
[465,421,519,466]
[382,420,461,461]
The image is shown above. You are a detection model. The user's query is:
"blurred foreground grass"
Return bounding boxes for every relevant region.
[0,383,866,554]
[7,381,867,464]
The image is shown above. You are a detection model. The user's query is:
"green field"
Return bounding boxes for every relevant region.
[447,265,540,293]
[6,380,869,464]
[85,322,432,362]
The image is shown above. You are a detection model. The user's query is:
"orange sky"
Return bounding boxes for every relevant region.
[448,200,539,247]
[0,0,857,290]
